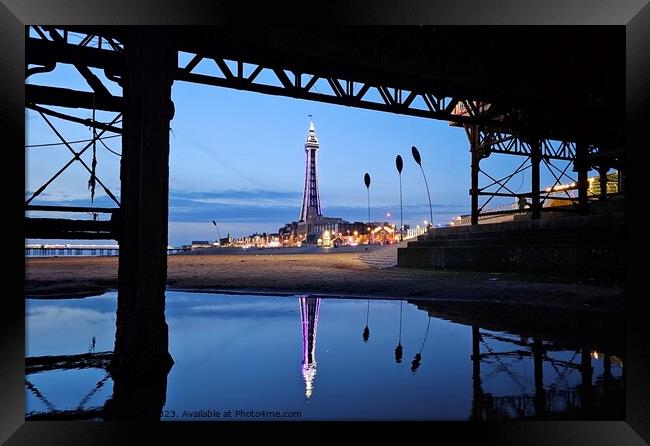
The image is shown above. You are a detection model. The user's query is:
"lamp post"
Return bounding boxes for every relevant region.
[212,220,222,246]
[411,146,434,231]
[364,172,371,243]
[396,154,404,241]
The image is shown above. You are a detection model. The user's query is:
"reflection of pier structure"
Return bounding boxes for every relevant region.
[25,351,113,420]
[299,296,320,399]
[469,326,623,419]
[409,299,624,420]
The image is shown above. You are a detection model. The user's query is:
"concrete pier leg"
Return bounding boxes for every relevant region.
[110,30,176,382]
[530,138,541,220]
[470,325,484,419]
[533,338,546,417]
[576,141,589,215]
[470,126,480,226]
[598,166,609,200]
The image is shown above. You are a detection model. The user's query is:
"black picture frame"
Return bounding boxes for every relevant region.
[3,1,649,444]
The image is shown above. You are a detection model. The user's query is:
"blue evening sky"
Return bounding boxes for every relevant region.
[26,53,568,246]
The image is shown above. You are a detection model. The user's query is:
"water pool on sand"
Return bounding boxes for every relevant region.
[25,291,624,420]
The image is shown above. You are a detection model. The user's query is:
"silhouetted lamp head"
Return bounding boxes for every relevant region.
[396,155,403,174]
[364,172,371,189]
[395,342,403,363]
[411,352,422,373]
[411,146,422,166]
[363,325,370,343]
[212,220,216,226]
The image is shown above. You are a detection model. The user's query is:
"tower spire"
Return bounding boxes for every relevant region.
[300,117,321,221]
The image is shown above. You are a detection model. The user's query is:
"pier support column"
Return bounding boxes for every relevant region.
[470,325,484,420]
[575,141,590,215]
[580,347,594,415]
[470,126,480,225]
[598,165,609,200]
[110,30,176,382]
[532,338,546,417]
[530,138,541,220]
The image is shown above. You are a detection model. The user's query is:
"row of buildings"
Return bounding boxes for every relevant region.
[204,120,400,249]
[273,120,399,247]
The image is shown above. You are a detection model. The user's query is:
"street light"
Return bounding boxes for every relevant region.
[212,220,222,246]
[411,146,434,231]
[395,154,404,241]
[364,173,371,244]
[364,172,371,224]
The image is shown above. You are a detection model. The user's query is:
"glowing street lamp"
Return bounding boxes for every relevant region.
[212,220,222,246]
[395,154,404,241]
[364,172,371,225]
[411,146,434,230]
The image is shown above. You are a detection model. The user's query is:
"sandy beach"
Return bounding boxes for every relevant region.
[25,252,623,312]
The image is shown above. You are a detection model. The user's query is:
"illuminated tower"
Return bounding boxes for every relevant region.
[299,119,322,222]
[299,296,320,399]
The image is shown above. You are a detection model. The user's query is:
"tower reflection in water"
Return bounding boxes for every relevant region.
[24,292,625,420]
[299,296,320,399]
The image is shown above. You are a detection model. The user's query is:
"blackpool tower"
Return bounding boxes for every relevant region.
[299,296,320,399]
[299,119,322,222]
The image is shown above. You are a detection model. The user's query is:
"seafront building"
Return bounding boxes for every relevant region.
[278,120,395,247]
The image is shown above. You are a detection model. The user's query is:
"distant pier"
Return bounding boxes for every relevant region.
[25,244,188,257]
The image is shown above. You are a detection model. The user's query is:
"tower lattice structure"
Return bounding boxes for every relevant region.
[299,296,320,399]
[300,120,322,222]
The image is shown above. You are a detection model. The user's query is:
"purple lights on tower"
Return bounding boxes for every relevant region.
[299,296,320,399]
[299,119,322,222]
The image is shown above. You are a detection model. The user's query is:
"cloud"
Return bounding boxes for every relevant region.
[25,187,469,245]
[171,189,301,207]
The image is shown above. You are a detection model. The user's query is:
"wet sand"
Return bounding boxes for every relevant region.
[25,253,623,312]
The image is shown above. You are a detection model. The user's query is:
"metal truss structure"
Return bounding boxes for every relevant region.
[25,26,624,241]
[24,26,626,382]
[26,27,123,239]
[461,123,622,224]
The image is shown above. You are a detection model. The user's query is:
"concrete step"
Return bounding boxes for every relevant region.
[398,242,624,278]
[358,241,407,269]
[409,232,624,248]
[416,212,624,241]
